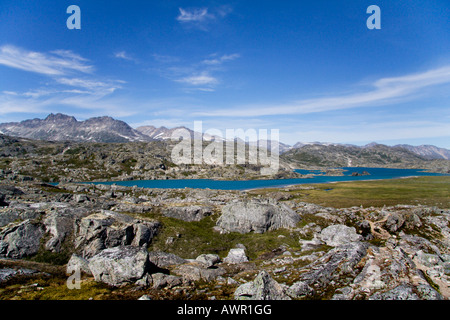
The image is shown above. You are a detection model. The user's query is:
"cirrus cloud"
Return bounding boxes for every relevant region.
[194,65,450,117]
[176,8,214,23]
[0,45,93,76]
[175,71,218,86]
[0,45,127,118]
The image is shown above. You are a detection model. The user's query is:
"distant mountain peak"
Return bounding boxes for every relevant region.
[395,144,450,160]
[0,114,150,143]
[44,113,77,123]
[364,142,379,148]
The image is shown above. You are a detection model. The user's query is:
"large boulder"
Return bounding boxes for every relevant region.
[216,200,300,234]
[148,251,187,268]
[196,254,221,268]
[74,210,160,258]
[287,281,316,299]
[163,205,213,222]
[223,248,249,264]
[149,273,183,289]
[0,185,24,207]
[43,207,91,252]
[88,246,150,286]
[0,220,44,259]
[234,271,291,300]
[0,185,24,195]
[369,284,420,300]
[173,261,226,282]
[384,213,405,233]
[348,243,444,300]
[299,242,369,291]
[319,225,363,247]
[0,206,42,228]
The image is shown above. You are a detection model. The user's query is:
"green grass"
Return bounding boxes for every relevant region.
[249,176,450,208]
[146,213,304,261]
[0,278,111,300]
[28,250,72,266]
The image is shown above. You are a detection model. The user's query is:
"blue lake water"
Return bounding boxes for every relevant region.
[87,167,448,191]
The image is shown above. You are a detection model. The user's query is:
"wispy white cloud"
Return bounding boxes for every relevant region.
[176,6,232,30]
[0,45,93,75]
[175,71,218,86]
[152,54,180,64]
[202,53,240,65]
[176,8,214,23]
[157,53,240,91]
[51,50,89,63]
[195,65,450,117]
[283,120,450,146]
[0,94,46,115]
[114,51,137,62]
[55,77,124,96]
[216,5,233,18]
[0,45,127,118]
[0,87,134,118]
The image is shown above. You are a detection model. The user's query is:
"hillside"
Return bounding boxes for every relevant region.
[395,144,450,160]
[0,134,299,183]
[281,143,450,173]
[1,114,449,176]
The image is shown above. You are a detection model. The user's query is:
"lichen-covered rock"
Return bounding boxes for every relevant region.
[298,242,369,291]
[384,213,405,233]
[150,273,183,289]
[196,253,221,268]
[223,248,248,264]
[216,200,300,234]
[74,210,160,258]
[369,284,420,300]
[287,281,315,299]
[163,205,213,222]
[0,220,44,258]
[43,207,90,252]
[148,251,187,268]
[88,246,150,286]
[347,242,443,300]
[0,206,42,228]
[319,224,362,247]
[234,271,291,300]
[173,261,226,282]
[0,185,24,207]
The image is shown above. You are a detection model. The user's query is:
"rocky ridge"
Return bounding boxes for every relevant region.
[0,113,151,143]
[1,113,449,171]
[0,133,300,183]
[281,143,450,173]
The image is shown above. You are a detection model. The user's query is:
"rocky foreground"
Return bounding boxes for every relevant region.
[0,181,449,300]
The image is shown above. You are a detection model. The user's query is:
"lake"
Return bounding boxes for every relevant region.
[88,167,448,191]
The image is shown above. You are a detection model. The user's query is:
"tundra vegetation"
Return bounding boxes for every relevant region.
[0,175,449,300]
[0,134,449,300]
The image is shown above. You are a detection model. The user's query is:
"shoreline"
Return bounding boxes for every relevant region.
[61,173,446,192]
[241,175,422,192]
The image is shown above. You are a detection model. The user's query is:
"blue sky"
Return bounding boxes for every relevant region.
[0,0,449,147]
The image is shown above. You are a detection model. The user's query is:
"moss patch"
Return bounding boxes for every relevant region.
[143,210,304,261]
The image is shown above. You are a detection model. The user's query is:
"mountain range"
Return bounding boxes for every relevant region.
[0,113,449,160]
[0,113,149,143]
